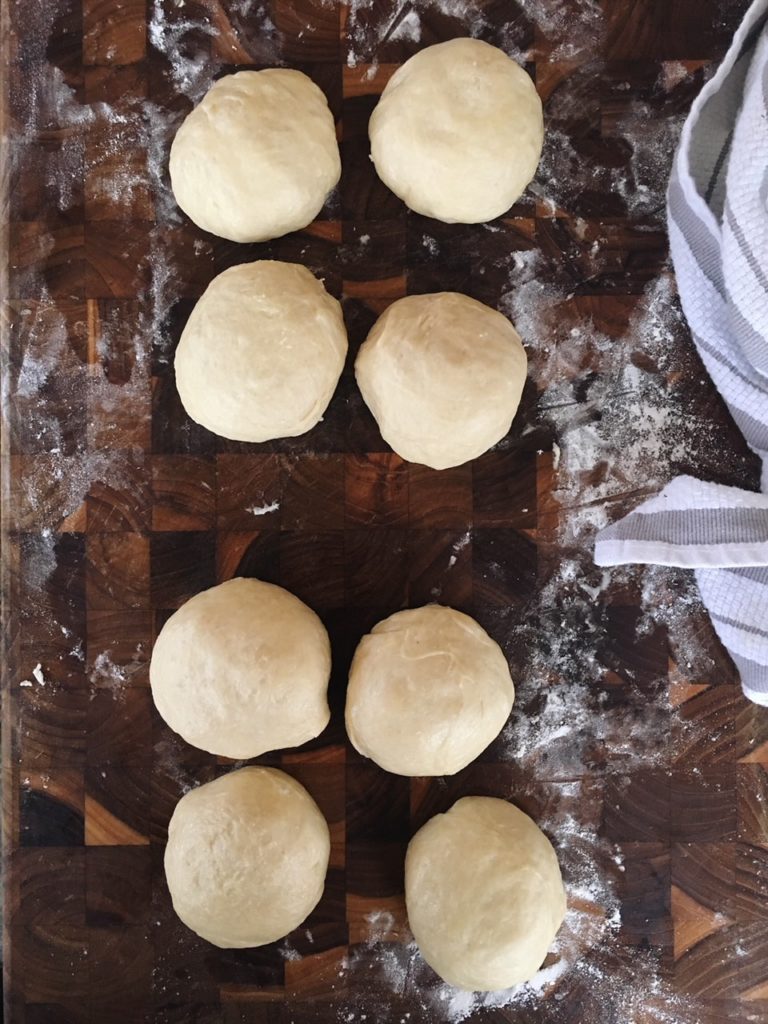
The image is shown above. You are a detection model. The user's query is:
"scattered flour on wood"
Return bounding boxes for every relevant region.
[148,0,219,100]
[19,663,47,688]
[89,647,146,702]
[10,5,750,1023]
[516,0,604,61]
[247,500,281,516]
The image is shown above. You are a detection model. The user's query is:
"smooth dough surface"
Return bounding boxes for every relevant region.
[169,70,340,242]
[150,578,331,759]
[405,797,566,990]
[345,606,514,776]
[175,260,347,443]
[355,292,527,469]
[369,38,543,223]
[165,767,330,948]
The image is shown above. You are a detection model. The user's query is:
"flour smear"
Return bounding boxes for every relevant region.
[5,2,753,1022]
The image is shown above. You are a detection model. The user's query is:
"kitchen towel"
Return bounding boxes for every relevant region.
[594,0,768,704]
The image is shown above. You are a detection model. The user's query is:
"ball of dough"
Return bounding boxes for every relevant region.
[346,606,514,776]
[150,578,331,759]
[169,70,341,242]
[355,292,527,469]
[165,767,330,948]
[175,260,347,442]
[369,39,543,223]
[406,797,566,990]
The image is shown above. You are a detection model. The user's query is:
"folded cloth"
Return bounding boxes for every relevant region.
[594,0,768,705]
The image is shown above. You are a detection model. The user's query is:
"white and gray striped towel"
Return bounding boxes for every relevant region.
[594,0,768,705]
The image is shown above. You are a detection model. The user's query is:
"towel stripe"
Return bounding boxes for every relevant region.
[599,507,768,546]
[726,203,768,296]
[668,173,726,295]
[712,613,768,640]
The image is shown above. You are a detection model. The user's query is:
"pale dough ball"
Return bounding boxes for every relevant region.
[165,767,330,948]
[406,797,566,990]
[169,70,340,242]
[175,260,347,443]
[369,38,543,223]
[355,292,527,469]
[346,606,514,776]
[150,578,331,759]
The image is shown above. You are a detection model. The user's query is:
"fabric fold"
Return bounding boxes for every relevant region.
[594,0,768,704]
[594,476,768,569]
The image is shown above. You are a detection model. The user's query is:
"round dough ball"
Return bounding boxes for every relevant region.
[406,797,566,990]
[346,606,514,776]
[169,70,340,242]
[355,292,527,469]
[165,767,330,948]
[175,260,347,443]
[369,38,543,223]
[150,578,331,759]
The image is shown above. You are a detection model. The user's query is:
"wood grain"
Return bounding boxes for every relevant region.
[2,0,766,1022]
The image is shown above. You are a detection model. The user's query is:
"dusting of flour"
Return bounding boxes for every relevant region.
[6,3,757,1023]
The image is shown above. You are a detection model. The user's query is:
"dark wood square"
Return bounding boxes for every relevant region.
[20,771,85,847]
[473,448,538,530]
[85,220,152,298]
[603,771,671,842]
[151,370,217,456]
[19,636,88,691]
[86,608,151,689]
[86,455,151,533]
[216,529,280,584]
[346,763,411,843]
[86,532,150,610]
[86,688,153,766]
[8,140,84,226]
[83,0,147,66]
[85,762,151,845]
[18,687,88,770]
[345,528,408,610]
[407,529,473,609]
[408,462,472,529]
[152,455,216,532]
[279,532,345,611]
[281,455,345,531]
[216,453,282,531]
[19,532,87,642]
[344,453,408,527]
[618,842,672,948]
[149,530,216,609]
[670,769,738,844]
[9,222,85,299]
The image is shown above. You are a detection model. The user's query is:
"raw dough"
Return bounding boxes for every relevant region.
[175,260,347,442]
[345,605,514,776]
[369,38,543,223]
[405,797,566,990]
[169,70,340,242]
[150,578,331,759]
[355,291,527,469]
[165,767,330,948]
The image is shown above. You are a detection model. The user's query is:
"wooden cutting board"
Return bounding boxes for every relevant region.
[3,1,768,1021]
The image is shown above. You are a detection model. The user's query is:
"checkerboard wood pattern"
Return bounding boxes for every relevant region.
[4,1,768,1021]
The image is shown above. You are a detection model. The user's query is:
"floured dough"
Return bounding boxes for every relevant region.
[369,38,543,223]
[355,291,527,469]
[345,605,514,776]
[405,797,567,990]
[175,260,347,442]
[165,767,330,948]
[150,578,331,759]
[169,70,340,242]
